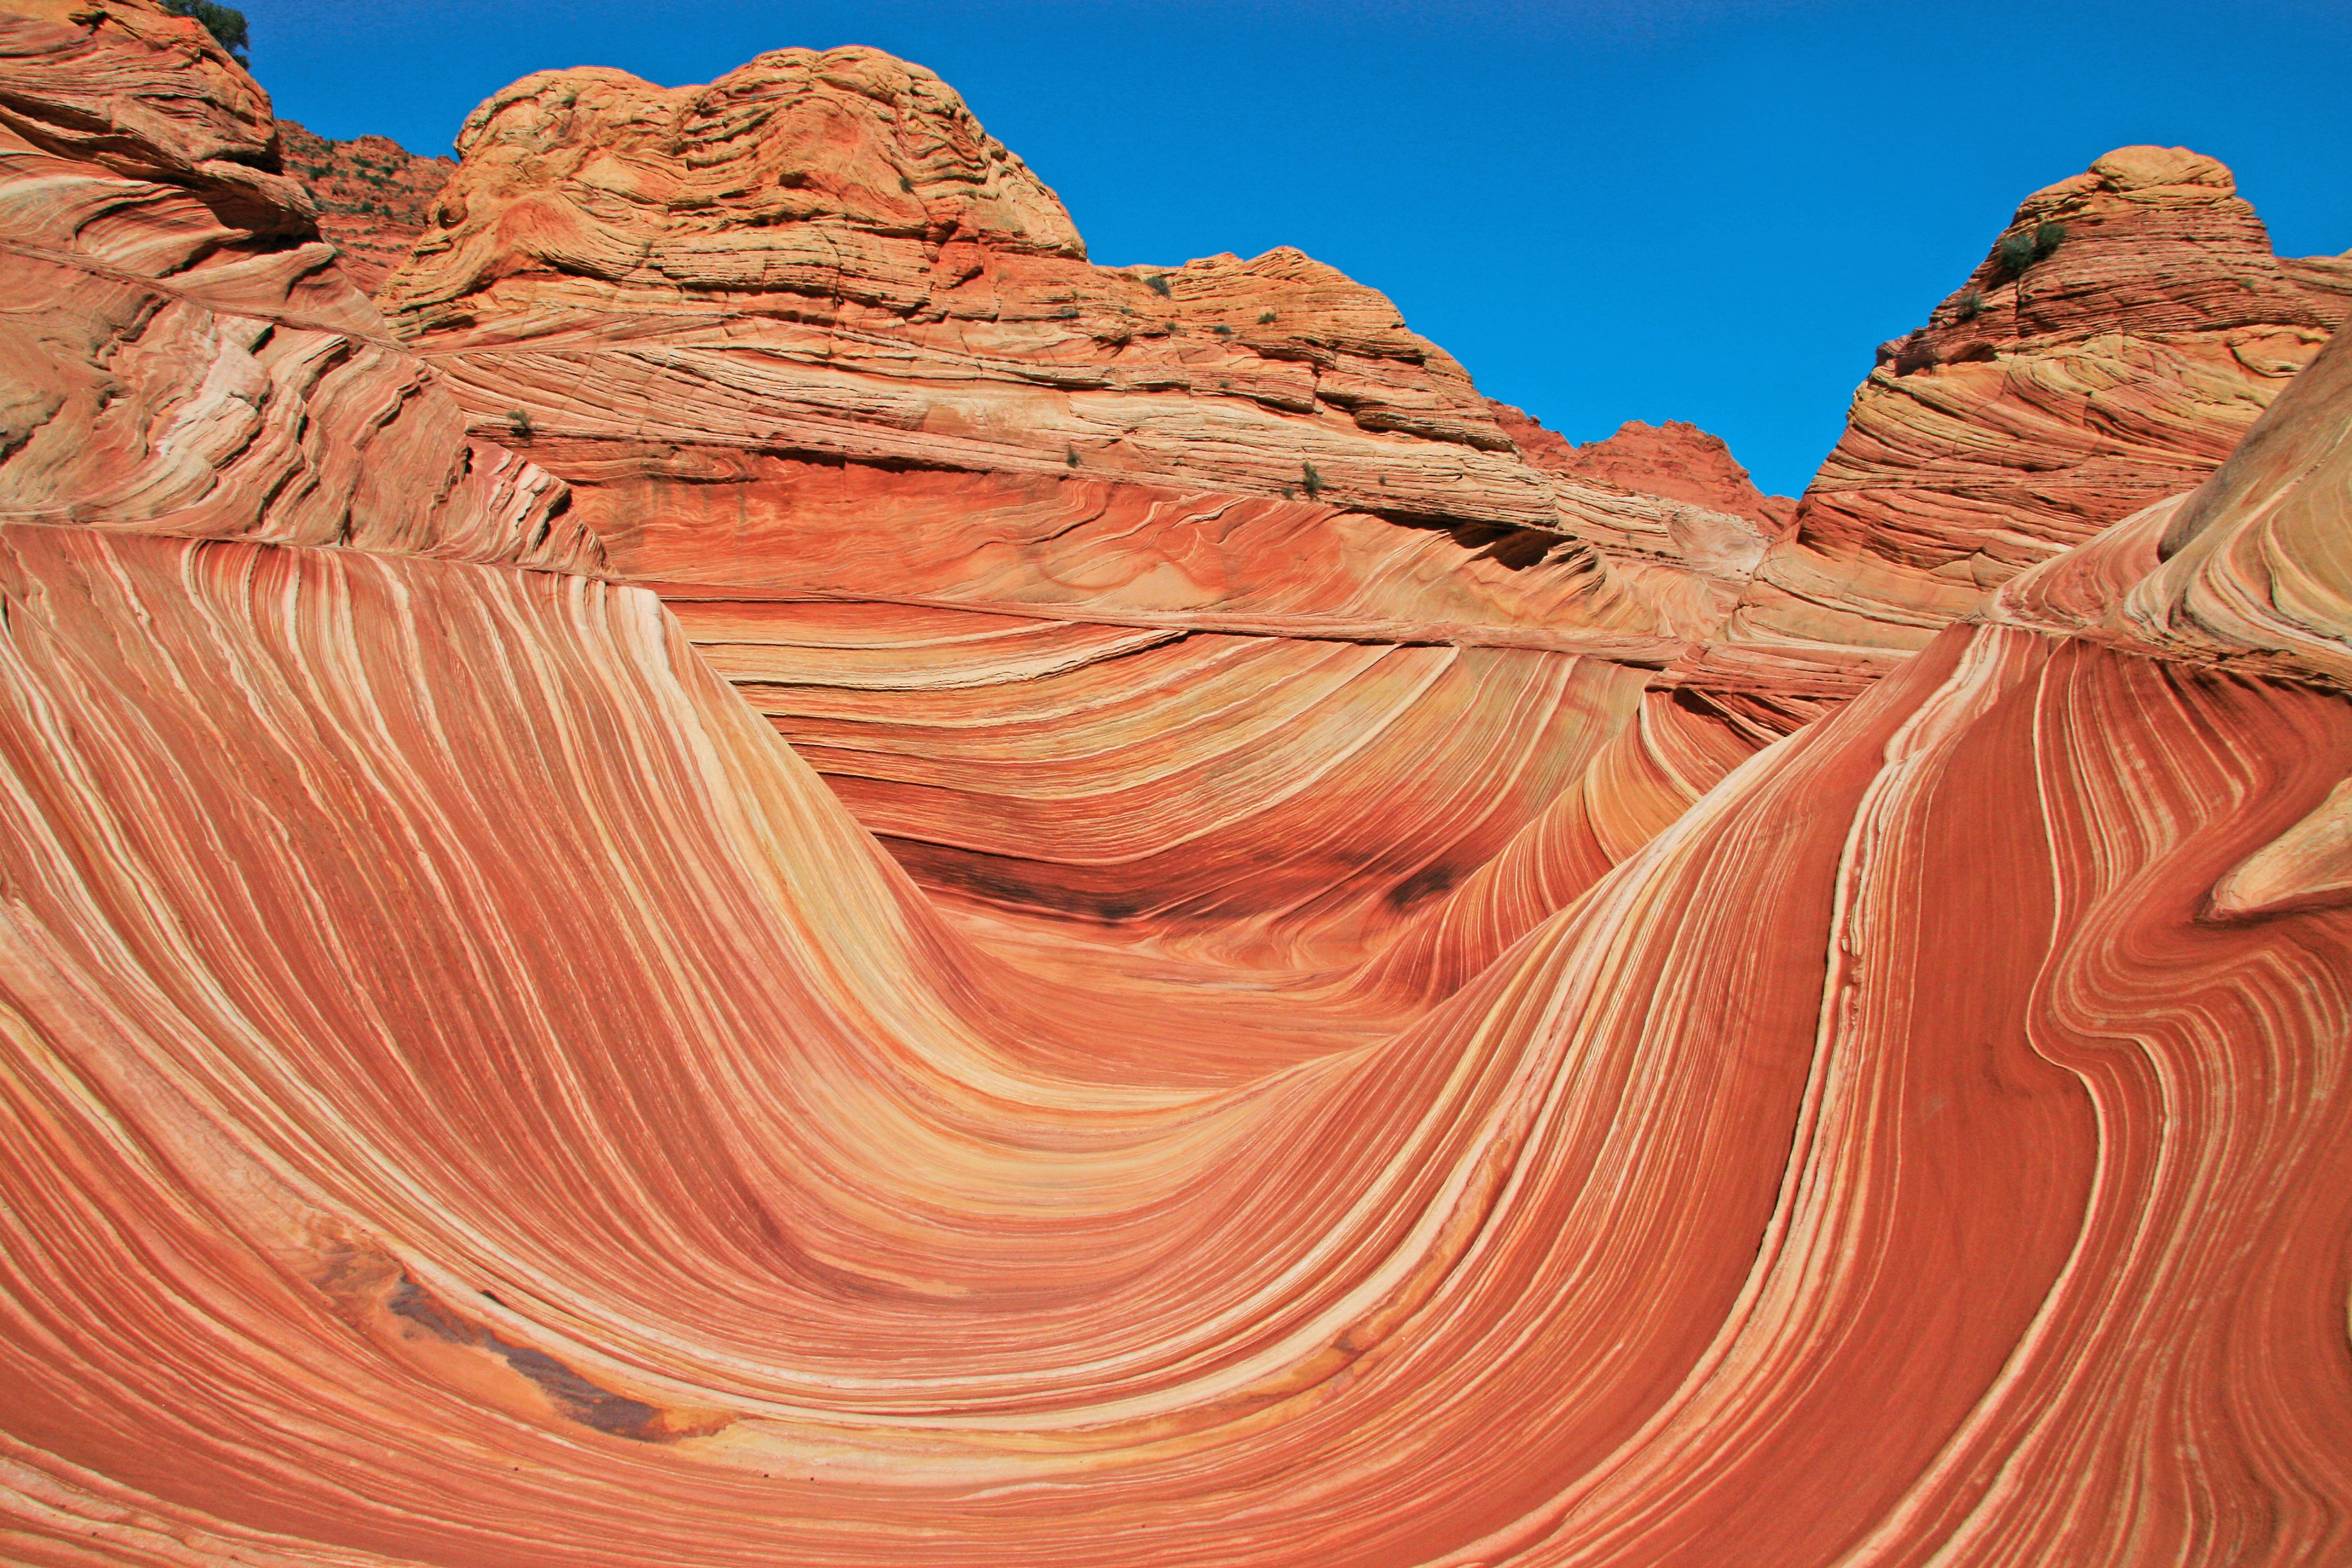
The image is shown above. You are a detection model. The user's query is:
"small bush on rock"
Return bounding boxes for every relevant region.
[1995,220,2068,277]
[160,1,249,65]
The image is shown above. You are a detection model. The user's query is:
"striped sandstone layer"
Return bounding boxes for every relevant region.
[1695,143,2352,702]
[379,51,1779,596]
[2,7,2350,1566]
[377,44,1783,967]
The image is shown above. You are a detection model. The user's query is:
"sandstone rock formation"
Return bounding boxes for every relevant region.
[1490,402,1799,534]
[0,1,595,571]
[1693,144,2352,703]
[374,44,1795,968]
[376,47,1788,598]
[278,119,452,290]
[3,8,2351,1566]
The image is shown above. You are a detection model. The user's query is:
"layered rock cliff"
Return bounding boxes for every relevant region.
[278,119,452,290]
[3,8,2351,1566]
[1489,403,1799,534]
[1696,144,2352,699]
[375,45,1786,969]
[381,51,1780,607]
[0,1,595,571]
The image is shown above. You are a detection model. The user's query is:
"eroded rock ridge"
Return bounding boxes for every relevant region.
[1,9,2348,1566]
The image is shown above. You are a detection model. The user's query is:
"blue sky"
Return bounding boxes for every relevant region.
[248,1,2352,497]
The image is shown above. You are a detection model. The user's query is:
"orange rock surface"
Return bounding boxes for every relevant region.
[1700,144,2352,701]
[278,120,452,291]
[1490,403,1800,534]
[2,7,2351,1566]
[0,2,595,572]
[373,43,1794,965]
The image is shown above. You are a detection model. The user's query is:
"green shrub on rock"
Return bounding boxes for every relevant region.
[160,1,249,66]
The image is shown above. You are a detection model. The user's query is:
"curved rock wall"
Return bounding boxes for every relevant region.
[0,0,600,573]
[5,430,2348,1567]
[1699,144,2351,700]
[376,44,1781,958]
[3,8,2350,1564]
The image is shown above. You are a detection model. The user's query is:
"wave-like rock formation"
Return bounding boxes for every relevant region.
[1699,143,2352,701]
[373,43,1799,968]
[0,2,594,572]
[4,6,2351,1564]
[278,120,452,292]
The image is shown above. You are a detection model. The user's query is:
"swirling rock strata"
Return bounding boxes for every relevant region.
[6,348,2350,1568]
[0,0,601,573]
[1699,144,2352,699]
[4,10,2351,1565]
[376,44,1791,953]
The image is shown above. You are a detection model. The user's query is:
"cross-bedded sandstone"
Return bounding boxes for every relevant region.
[3,10,2350,1566]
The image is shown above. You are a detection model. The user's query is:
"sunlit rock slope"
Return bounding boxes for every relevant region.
[1488,403,1800,534]
[1696,143,2352,701]
[2,6,2350,1566]
[377,42,1793,975]
[277,119,452,292]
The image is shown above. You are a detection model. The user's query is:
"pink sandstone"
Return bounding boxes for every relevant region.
[0,8,2347,1566]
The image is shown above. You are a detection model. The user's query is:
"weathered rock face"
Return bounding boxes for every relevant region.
[376,59,1385,498]
[377,44,1792,962]
[1702,145,2352,700]
[0,0,598,572]
[278,120,453,290]
[1491,403,1800,534]
[5,12,2352,1567]
[379,47,1780,595]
